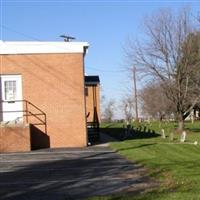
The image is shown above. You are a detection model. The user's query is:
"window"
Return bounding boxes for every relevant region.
[4,81,17,101]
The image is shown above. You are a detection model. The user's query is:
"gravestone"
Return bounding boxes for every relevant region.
[191,111,194,124]
[161,129,166,139]
[194,141,198,145]
[180,131,186,142]
[170,132,174,141]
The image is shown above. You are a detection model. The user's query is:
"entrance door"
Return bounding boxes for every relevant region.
[0,75,23,122]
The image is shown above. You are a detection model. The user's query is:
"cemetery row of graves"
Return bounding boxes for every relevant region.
[96,121,200,200]
[101,120,199,144]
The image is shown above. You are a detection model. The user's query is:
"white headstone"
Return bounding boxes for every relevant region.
[191,110,194,124]
[194,141,198,145]
[161,129,166,139]
[180,131,186,142]
[170,132,174,141]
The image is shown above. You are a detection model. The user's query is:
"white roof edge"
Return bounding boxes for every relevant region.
[0,40,89,54]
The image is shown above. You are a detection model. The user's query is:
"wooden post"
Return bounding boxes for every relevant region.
[133,66,139,123]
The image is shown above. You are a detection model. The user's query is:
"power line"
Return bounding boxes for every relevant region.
[0,24,47,42]
[86,66,126,73]
[0,24,80,52]
[1,24,128,74]
[0,24,44,42]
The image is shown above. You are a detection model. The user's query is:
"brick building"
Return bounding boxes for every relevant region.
[0,40,91,152]
[85,76,100,124]
[85,76,100,143]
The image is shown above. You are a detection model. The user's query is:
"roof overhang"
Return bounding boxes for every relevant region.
[85,75,100,86]
[85,82,99,86]
[0,40,89,55]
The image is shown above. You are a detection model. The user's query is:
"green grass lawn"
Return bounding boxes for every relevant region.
[90,121,200,200]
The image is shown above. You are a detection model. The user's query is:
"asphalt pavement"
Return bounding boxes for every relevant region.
[0,146,157,200]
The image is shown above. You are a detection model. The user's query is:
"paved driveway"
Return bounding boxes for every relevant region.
[0,147,156,200]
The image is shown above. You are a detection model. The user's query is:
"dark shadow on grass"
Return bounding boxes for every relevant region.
[100,127,160,141]
[185,127,200,133]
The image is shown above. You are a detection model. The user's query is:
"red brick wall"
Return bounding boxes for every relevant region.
[0,125,31,152]
[0,53,87,148]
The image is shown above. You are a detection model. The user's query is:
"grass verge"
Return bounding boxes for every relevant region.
[89,121,200,200]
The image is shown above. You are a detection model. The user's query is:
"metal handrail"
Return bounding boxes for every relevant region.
[27,111,45,124]
[0,100,47,134]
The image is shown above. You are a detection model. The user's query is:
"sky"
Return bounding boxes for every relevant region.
[1,0,200,118]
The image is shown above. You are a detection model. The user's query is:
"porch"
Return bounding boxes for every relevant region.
[0,100,49,153]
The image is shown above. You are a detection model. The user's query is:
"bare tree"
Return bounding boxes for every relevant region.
[102,99,115,122]
[127,7,200,131]
[121,95,134,123]
[140,82,175,121]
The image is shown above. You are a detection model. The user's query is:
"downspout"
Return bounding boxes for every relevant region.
[82,45,89,146]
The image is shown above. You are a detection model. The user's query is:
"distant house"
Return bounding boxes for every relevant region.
[0,40,97,152]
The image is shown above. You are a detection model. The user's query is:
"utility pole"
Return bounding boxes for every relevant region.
[133,66,139,122]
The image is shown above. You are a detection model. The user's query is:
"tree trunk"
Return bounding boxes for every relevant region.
[178,113,184,132]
